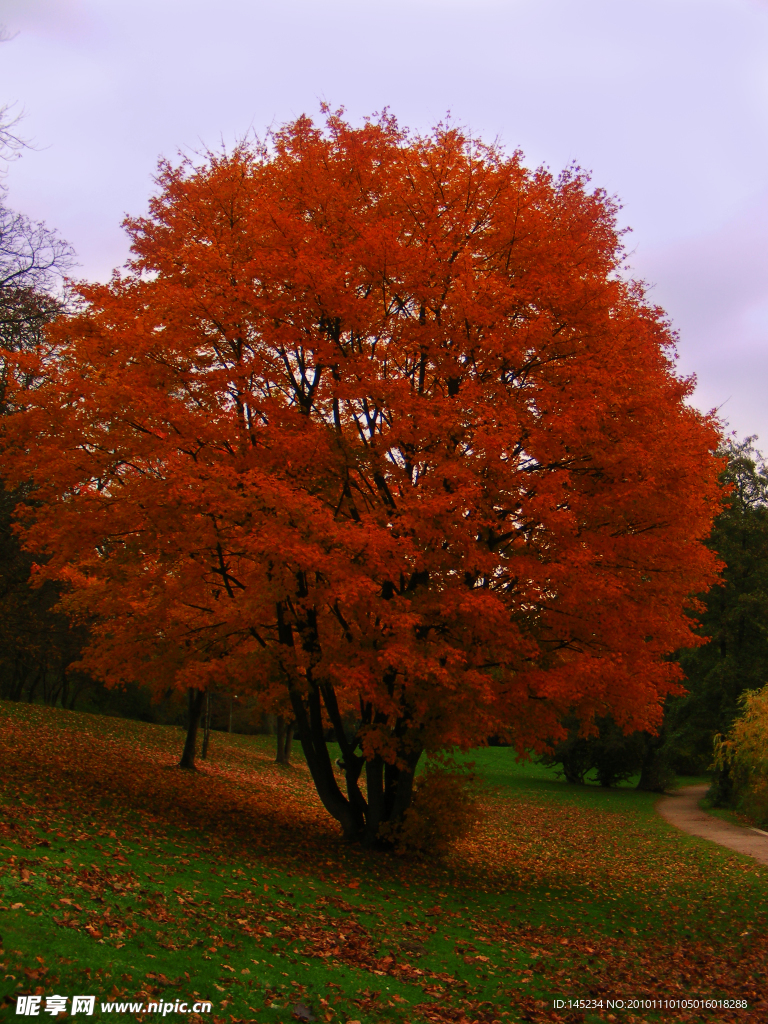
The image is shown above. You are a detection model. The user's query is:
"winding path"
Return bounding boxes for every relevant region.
[656,784,768,866]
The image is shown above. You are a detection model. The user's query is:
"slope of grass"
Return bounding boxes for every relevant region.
[0,701,766,1023]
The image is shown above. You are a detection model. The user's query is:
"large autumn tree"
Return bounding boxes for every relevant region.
[1,111,723,843]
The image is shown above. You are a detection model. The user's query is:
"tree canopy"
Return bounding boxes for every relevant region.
[0,111,724,843]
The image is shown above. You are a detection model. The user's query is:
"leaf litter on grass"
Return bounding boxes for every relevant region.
[0,700,767,1023]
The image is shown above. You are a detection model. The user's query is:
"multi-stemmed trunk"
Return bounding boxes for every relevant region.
[288,672,422,846]
[277,594,423,845]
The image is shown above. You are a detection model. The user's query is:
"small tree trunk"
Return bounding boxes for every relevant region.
[228,694,233,733]
[201,690,211,760]
[10,661,26,701]
[180,687,206,769]
[26,664,43,704]
[637,731,674,793]
[276,716,295,765]
[276,715,286,764]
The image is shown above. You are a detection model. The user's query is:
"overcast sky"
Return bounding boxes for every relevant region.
[1,0,767,445]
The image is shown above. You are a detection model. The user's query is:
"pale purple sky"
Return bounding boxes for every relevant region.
[1,0,767,444]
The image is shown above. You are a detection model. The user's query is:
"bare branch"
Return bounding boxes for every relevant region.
[0,204,76,292]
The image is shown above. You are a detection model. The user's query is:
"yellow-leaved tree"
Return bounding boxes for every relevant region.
[713,684,768,826]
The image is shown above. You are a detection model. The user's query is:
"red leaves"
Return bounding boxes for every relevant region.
[145,972,174,987]
[1,111,725,838]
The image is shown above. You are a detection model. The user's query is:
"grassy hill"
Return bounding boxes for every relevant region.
[0,701,765,1022]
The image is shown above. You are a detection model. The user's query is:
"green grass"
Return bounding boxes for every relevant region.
[0,701,766,1023]
[698,795,768,833]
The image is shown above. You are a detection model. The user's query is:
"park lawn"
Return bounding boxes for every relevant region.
[0,702,766,1024]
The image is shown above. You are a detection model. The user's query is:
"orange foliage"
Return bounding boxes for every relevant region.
[1,109,723,840]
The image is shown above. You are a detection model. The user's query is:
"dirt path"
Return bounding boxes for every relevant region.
[657,784,768,865]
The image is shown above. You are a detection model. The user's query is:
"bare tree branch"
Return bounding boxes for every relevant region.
[0,205,76,291]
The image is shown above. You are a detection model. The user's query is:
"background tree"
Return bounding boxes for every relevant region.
[669,437,768,774]
[0,98,82,706]
[1,111,724,844]
[539,714,647,788]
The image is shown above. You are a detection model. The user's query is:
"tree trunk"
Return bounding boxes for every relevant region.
[180,687,206,769]
[275,715,294,765]
[278,598,362,838]
[276,715,286,763]
[363,746,421,846]
[10,660,26,701]
[201,690,211,760]
[26,663,44,704]
[277,598,422,846]
[58,668,68,709]
[290,682,364,840]
[637,730,673,793]
[290,679,423,846]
